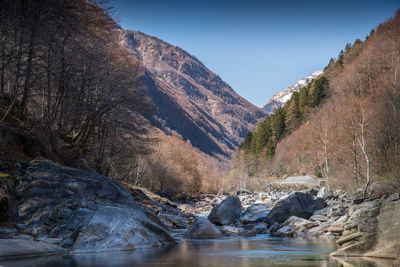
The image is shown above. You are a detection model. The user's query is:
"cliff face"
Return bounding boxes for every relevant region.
[120,30,266,157]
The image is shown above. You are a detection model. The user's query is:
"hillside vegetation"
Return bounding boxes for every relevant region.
[233,11,400,193]
[0,0,226,196]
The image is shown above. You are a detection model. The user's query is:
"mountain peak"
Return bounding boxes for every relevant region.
[120,30,266,157]
[263,70,323,114]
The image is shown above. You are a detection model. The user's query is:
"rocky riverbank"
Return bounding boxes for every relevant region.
[179,184,400,264]
[0,158,399,264]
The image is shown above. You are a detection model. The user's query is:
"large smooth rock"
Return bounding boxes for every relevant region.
[13,159,175,252]
[332,197,400,260]
[184,217,221,238]
[266,192,326,225]
[0,239,65,260]
[208,196,242,225]
[240,203,271,224]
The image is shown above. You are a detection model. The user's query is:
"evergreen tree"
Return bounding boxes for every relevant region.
[310,76,329,107]
[285,98,300,133]
[240,132,253,151]
[298,86,308,116]
[271,108,286,140]
[336,49,345,67]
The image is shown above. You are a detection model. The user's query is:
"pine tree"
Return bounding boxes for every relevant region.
[271,108,286,140]
[310,76,329,107]
[285,99,300,133]
[298,86,308,116]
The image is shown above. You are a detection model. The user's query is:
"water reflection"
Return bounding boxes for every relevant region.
[0,235,396,267]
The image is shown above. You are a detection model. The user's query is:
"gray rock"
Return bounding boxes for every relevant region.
[348,200,380,216]
[266,192,326,225]
[281,216,316,229]
[240,203,271,224]
[184,217,221,238]
[0,239,65,260]
[332,199,400,260]
[270,225,295,237]
[317,187,333,200]
[370,181,398,199]
[243,222,269,235]
[218,225,255,237]
[313,207,328,216]
[385,192,400,203]
[327,202,349,217]
[13,159,175,252]
[309,214,329,222]
[269,222,281,233]
[327,215,348,235]
[208,196,242,225]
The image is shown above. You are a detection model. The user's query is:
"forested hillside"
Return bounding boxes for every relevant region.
[0,0,238,196]
[233,11,400,192]
[0,0,156,176]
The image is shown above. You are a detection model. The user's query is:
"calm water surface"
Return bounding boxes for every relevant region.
[0,234,395,267]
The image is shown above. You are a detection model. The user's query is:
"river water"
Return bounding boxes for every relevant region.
[2,233,393,267]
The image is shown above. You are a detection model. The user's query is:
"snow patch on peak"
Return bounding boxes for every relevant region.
[263,70,323,114]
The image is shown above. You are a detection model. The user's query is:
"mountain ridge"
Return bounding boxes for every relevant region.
[119,30,266,157]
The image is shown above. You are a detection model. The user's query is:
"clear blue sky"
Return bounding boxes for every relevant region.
[112,0,399,107]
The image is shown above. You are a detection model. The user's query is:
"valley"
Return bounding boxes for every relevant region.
[0,0,399,266]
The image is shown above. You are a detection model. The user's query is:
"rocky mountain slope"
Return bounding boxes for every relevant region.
[119,30,266,157]
[263,70,323,114]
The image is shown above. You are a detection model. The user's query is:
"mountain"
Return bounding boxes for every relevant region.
[263,70,323,114]
[119,30,266,158]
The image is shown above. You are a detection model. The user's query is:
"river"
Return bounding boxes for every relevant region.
[1,233,388,267]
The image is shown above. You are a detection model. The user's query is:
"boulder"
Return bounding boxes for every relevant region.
[270,216,317,238]
[13,159,175,252]
[369,181,398,199]
[281,216,316,229]
[184,217,221,238]
[317,187,333,200]
[217,225,255,237]
[327,202,349,217]
[270,225,295,237]
[208,196,242,225]
[331,198,400,260]
[240,203,271,224]
[266,192,326,225]
[243,222,269,235]
[348,199,380,216]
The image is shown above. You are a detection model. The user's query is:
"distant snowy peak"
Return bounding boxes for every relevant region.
[262,70,323,114]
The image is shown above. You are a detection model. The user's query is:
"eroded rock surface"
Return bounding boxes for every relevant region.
[13,159,175,252]
[332,196,400,259]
